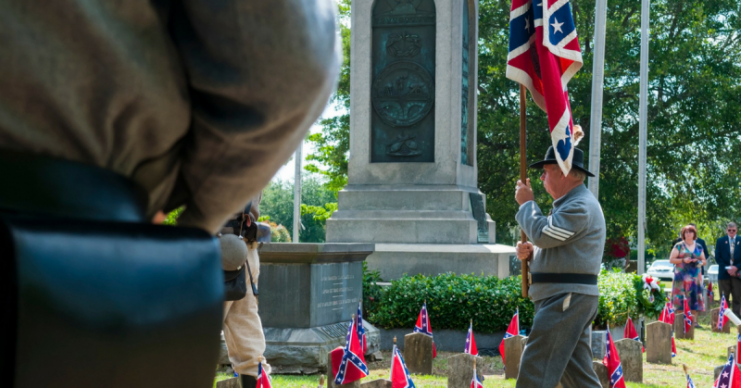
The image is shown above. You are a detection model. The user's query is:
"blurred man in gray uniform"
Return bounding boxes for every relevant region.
[514,145,606,388]
[0,0,340,233]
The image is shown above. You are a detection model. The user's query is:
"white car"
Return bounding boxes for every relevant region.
[646,260,674,283]
[708,264,719,283]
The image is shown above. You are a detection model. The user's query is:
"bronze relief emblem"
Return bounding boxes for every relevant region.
[372,61,434,128]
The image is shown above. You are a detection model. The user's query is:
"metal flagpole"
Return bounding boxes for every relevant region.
[520,85,530,298]
[293,142,303,243]
[637,0,650,274]
[588,0,608,198]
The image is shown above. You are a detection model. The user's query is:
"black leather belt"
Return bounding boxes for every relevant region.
[531,273,598,285]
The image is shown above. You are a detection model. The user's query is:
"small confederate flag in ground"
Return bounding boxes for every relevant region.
[623,317,644,353]
[720,294,730,331]
[498,309,519,363]
[332,317,369,385]
[714,354,741,388]
[357,303,368,354]
[390,344,416,388]
[659,302,677,357]
[414,302,437,358]
[686,371,696,388]
[470,362,483,388]
[603,331,626,388]
[257,361,272,388]
[683,298,694,334]
[465,320,478,356]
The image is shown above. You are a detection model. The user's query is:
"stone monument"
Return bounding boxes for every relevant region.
[258,243,380,373]
[646,321,672,364]
[326,0,515,280]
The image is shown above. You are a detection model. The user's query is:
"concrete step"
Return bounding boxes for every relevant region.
[337,185,480,211]
[326,217,478,244]
[328,210,475,220]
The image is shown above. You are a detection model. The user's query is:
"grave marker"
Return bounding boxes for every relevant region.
[447,353,484,388]
[360,380,391,388]
[404,333,433,375]
[326,353,361,388]
[646,321,672,364]
[216,377,239,388]
[673,313,694,340]
[614,338,643,383]
[592,361,609,388]
[712,308,731,333]
[504,335,526,379]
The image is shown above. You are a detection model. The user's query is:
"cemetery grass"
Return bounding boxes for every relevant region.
[214,313,731,387]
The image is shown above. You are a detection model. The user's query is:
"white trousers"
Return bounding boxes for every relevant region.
[223,247,269,377]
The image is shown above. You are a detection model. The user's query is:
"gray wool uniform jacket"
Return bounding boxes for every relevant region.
[0,0,340,234]
[516,184,606,302]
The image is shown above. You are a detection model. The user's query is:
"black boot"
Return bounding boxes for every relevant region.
[240,375,257,388]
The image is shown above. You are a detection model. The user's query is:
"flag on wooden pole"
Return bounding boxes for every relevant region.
[498,309,519,363]
[465,320,478,356]
[506,0,584,175]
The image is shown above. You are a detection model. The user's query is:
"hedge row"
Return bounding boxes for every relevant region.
[363,268,666,334]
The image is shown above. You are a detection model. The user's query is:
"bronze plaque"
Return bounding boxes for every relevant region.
[371,0,436,163]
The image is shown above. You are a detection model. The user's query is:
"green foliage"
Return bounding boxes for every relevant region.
[260,175,337,242]
[363,269,665,333]
[301,203,338,222]
[305,0,351,194]
[162,207,184,226]
[366,273,533,334]
[362,262,385,318]
[266,222,292,243]
[595,270,666,328]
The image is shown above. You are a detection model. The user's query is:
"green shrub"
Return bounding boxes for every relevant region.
[362,262,384,318]
[594,269,666,328]
[367,272,533,334]
[363,269,666,333]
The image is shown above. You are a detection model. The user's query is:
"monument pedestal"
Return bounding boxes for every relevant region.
[257,243,380,373]
[327,0,515,278]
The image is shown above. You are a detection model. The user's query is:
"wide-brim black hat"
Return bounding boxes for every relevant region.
[529,146,595,177]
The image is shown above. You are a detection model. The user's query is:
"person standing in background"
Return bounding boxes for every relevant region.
[716,222,741,316]
[668,224,706,324]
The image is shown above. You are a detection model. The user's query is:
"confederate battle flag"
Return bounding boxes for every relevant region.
[714,354,741,388]
[257,362,272,388]
[603,331,626,388]
[357,303,368,354]
[506,0,583,175]
[332,318,369,385]
[390,344,416,388]
[683,298,694,334]
[720,294,730,331]
[470,363,484,388]
[414,302,437,358]
[498,309,519,363]
[465,320,478,356]
[659,302,677,357]
[623,317,644,353]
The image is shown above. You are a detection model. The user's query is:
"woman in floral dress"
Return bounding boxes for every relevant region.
[669,224,707,320]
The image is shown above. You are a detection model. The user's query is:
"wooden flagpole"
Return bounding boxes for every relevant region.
[520,85,530,298]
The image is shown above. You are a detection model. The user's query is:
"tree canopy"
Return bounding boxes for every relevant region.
[308,0,741,254]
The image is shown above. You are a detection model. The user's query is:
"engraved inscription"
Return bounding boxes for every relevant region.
[316,273,358,312]
[372,0,436,163]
